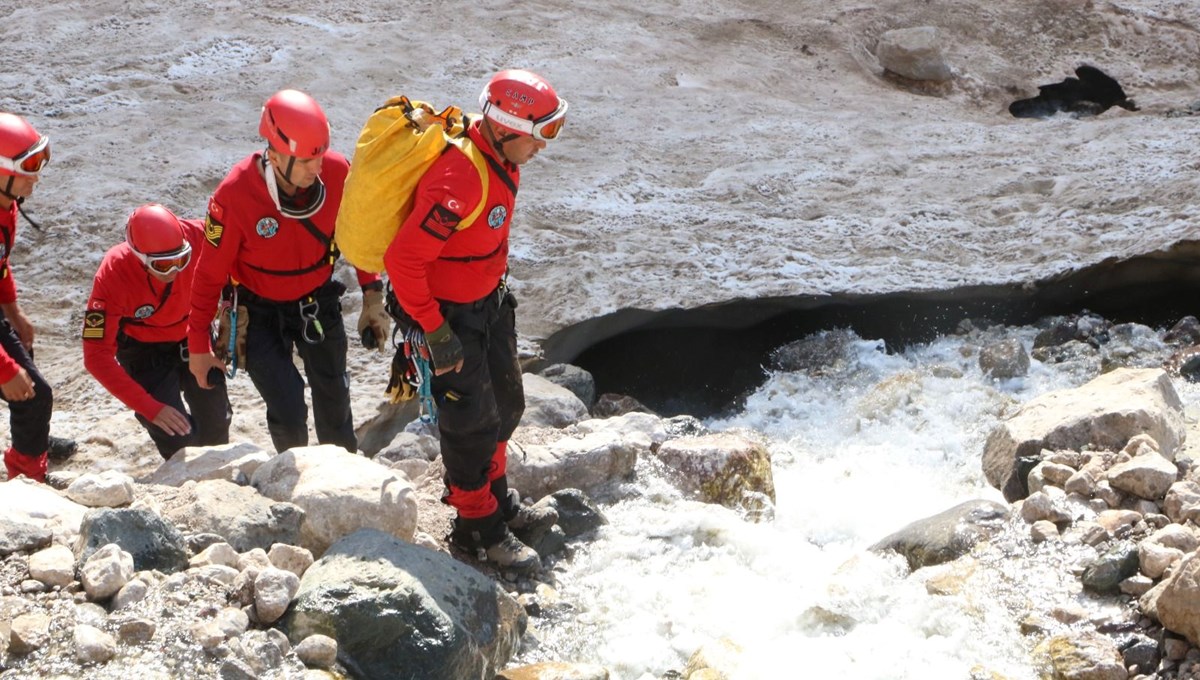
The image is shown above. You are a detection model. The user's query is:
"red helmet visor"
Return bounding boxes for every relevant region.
[0,136,50,176]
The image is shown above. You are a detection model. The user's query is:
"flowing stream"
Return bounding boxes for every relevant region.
[519,321,1199,679]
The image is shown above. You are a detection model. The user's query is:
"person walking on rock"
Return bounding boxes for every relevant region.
[187,89,389,454]
[83,204,231,459]
[384,69,567,572]
[0,113,55,482]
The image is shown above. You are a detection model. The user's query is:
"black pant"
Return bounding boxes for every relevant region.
[433,288,524,493]
[0,318,50,456]
[117,337,231,459]
[243,283,356,453]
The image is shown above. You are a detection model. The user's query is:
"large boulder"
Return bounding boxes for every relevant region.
[507,428,642,501]
[250,446,418,556]
[520,373,590,429]
[982,368,1185,501]
[1153,550,1200,646]
[75,508,189,574]
[142,442,273,487]
[284,529,524,680]
[156,479,304,553]
[652,432,775,518]
[869,499,1009,571]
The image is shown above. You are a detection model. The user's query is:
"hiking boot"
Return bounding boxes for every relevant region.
[47,436,77,461]
[483,529,540,573]
[450,509,541,573]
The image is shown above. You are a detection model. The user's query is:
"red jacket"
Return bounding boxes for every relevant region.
[187,151,380,353]
[384,122,519,332]
[0,202,21,383]
[82,219,207,420]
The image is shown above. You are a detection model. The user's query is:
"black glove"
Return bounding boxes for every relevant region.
[425,320,464,371]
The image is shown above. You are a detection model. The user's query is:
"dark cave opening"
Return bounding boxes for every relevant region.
[541,243,1200,419]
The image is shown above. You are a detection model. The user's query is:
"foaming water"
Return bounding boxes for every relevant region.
[524,325,1175,679]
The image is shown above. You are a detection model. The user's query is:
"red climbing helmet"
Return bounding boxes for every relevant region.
[258,89,330,157]
[125,204,191,275]
[0,113,50,177]
[478,69,568,141]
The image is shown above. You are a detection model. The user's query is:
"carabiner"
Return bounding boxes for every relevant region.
[299,297,325,344]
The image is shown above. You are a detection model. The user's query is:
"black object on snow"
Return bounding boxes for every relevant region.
[1009,65,1139,119]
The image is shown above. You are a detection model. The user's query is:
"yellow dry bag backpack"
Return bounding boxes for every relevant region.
[335,96,489,273]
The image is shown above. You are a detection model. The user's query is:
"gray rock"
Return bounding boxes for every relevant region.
[0,518,52,557]
[537,363,596,410]
[1081,542,1139,595]
[76,507,189,574]
[284,528,525,680]
[870,499,1009,571]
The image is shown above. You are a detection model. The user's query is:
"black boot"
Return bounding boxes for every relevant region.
[449,508,540,573]
[490,476,558,533]
[47,436,77,461]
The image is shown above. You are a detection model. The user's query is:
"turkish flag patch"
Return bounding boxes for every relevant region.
[419,203,461,241]
[81,310,106,341]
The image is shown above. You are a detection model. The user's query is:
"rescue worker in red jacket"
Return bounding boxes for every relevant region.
[0,113,54,482]
[187,89,389,454]
[384,70,567,572]
[83,204,231,459]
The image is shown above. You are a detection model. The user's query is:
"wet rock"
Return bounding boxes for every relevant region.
[507,427,641,501]
[1032,631,1128,680]
[1164,316,1200,346]
[1082,542,1139,595]
[542,488,607,539]
[653,432,775,518]
[769,329,859,375]
[979,338,1030,379]
[284,528,525,680]
[591,393,653,418]
[498,661,612,680]
[870,499,1009,571]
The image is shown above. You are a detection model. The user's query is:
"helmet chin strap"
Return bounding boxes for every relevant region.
[1,179,42,231]
[483,119,520,165]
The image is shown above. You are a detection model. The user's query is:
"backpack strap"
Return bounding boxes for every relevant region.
[245,217,339,277]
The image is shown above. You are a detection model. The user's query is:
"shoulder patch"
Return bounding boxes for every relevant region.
[418,203,462,242]
[205,214,224,248]
[81,310,106,341]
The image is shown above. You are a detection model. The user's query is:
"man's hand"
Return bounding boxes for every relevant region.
[357,288,391,352]
[425,320,464,375]
[151,404,192,437]
[1,368,34,401]
[189,352,226,389]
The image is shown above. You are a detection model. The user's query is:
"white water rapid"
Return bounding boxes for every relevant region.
[518,323,1199,679]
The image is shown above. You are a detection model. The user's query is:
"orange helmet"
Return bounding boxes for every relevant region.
[0,113,50,177]
[258,89,330,157]
[125,204,192,275]
[478,69,567,141]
